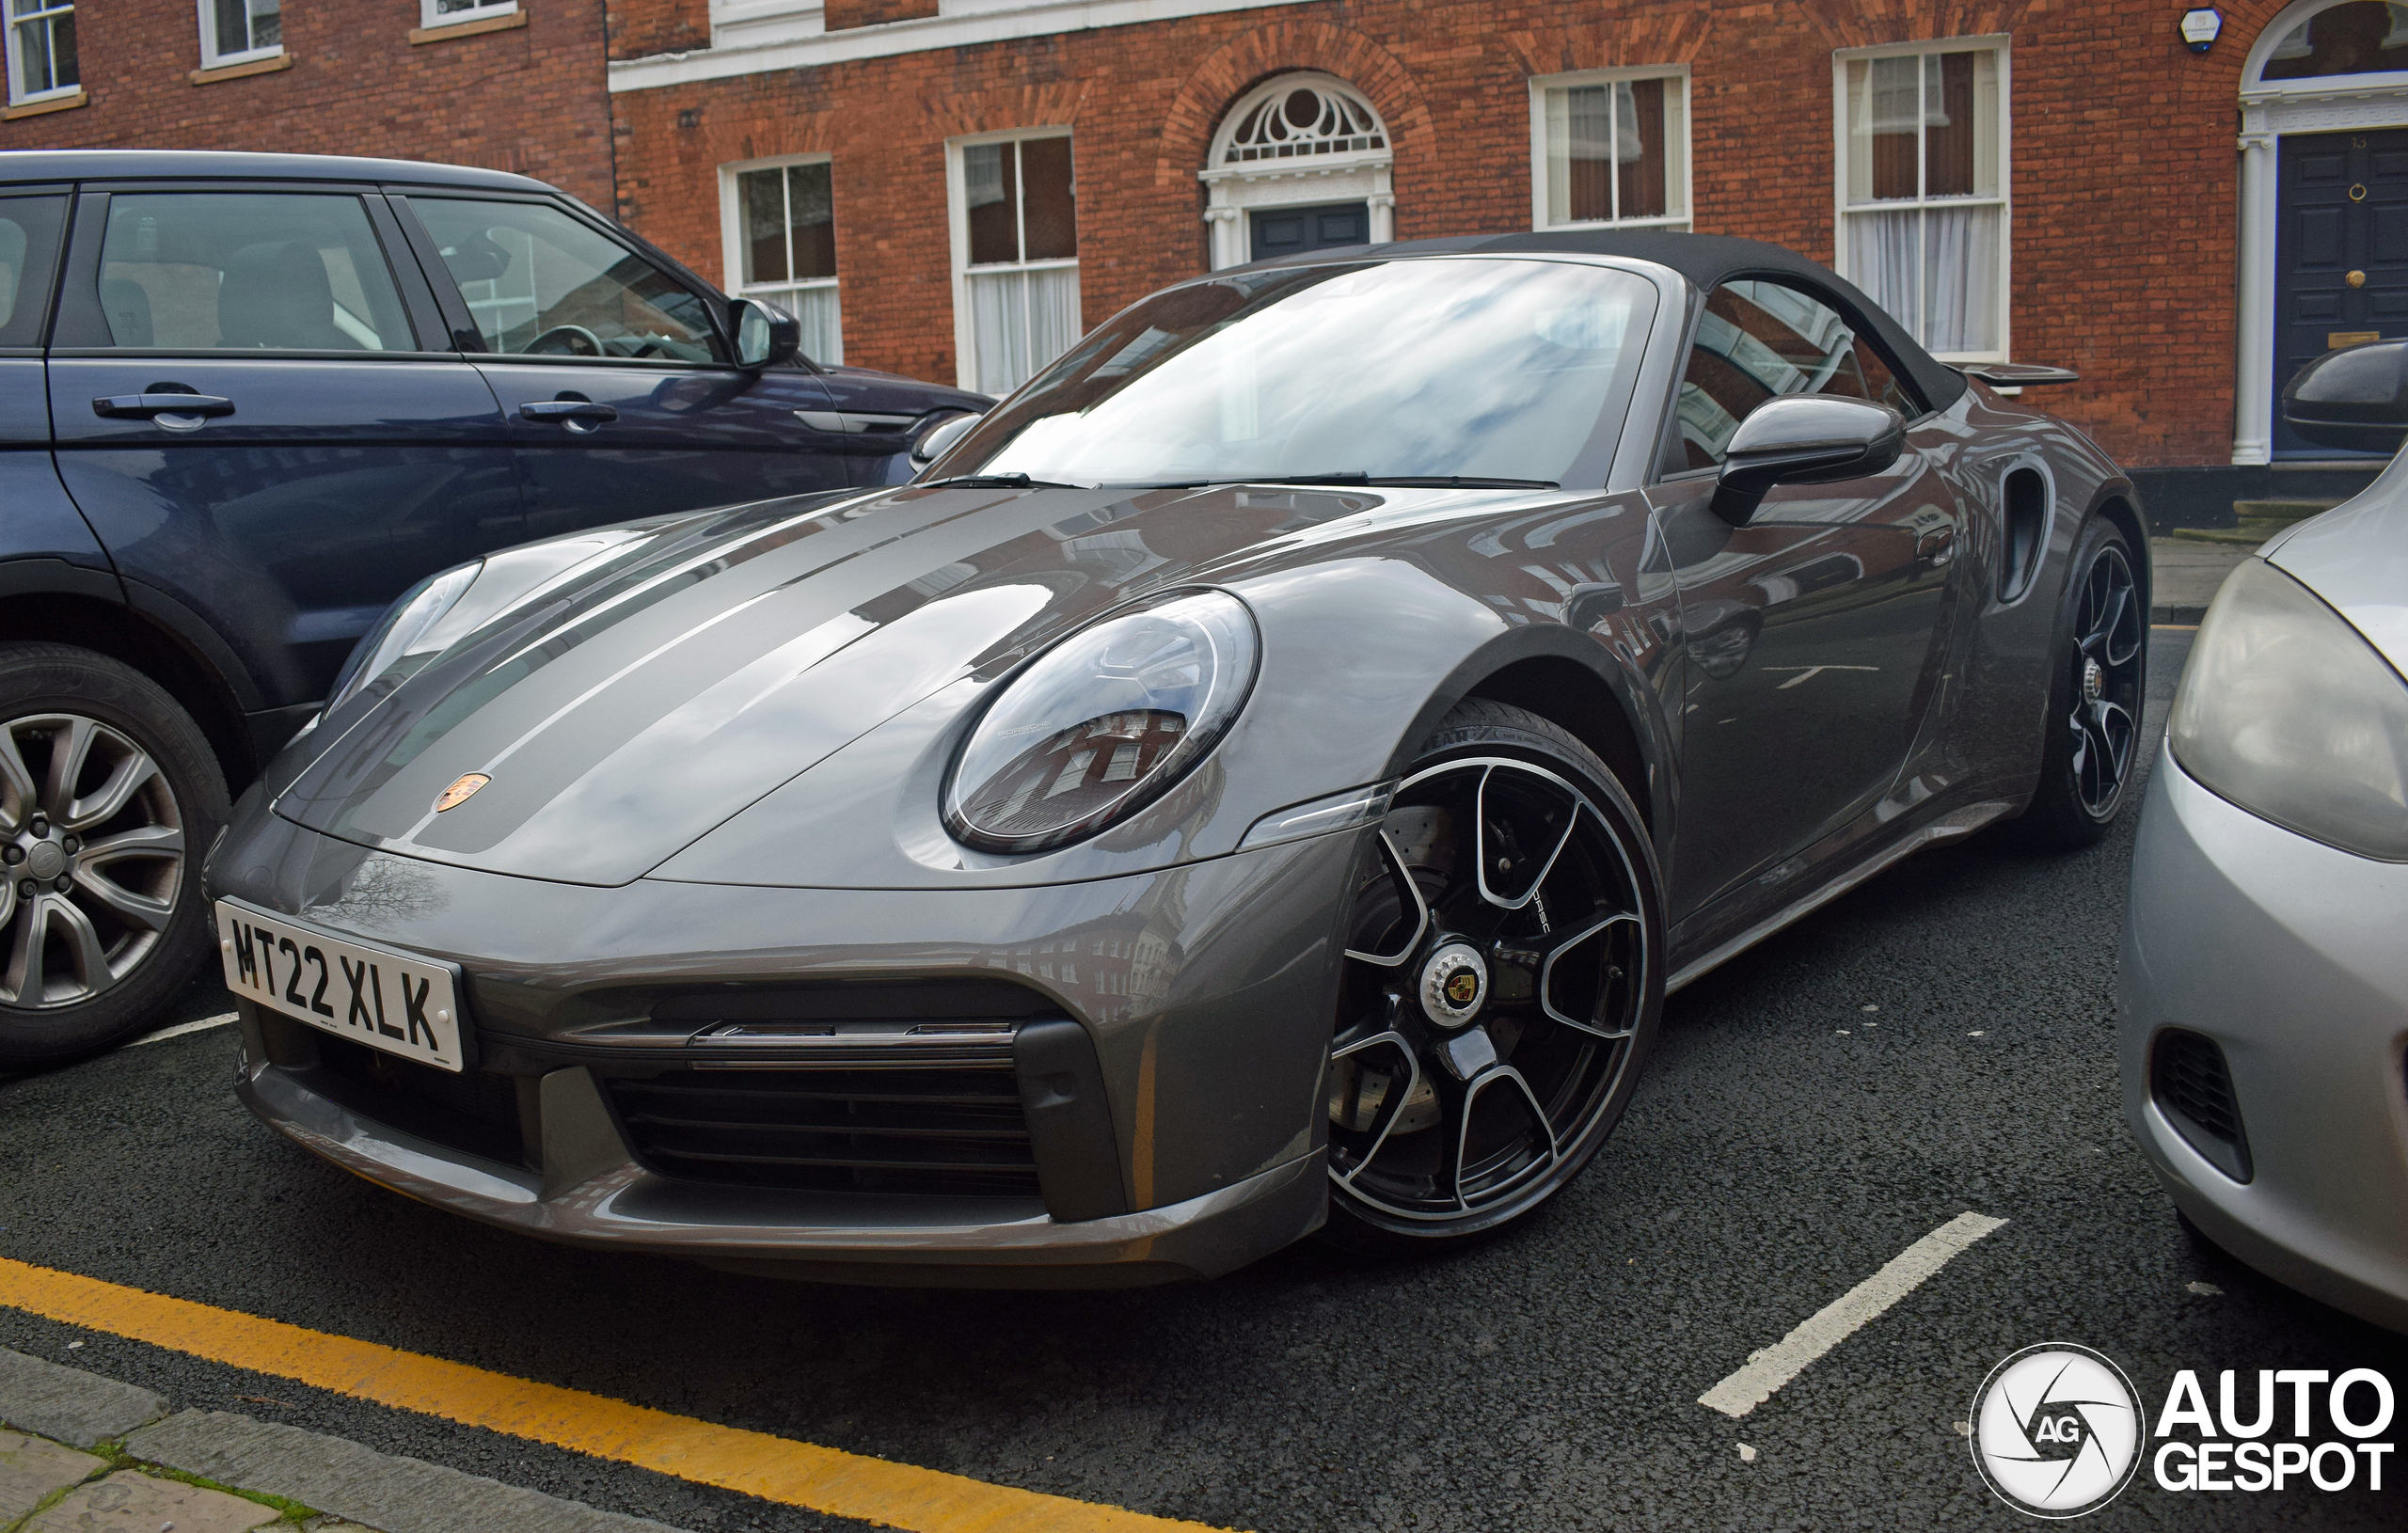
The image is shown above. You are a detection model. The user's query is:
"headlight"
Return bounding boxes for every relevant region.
[2169,556,2408,861]
[945,589,1259,852]
[325,561,483,712]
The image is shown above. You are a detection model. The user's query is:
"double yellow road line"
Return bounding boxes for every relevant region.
[0,1256,1228,1533]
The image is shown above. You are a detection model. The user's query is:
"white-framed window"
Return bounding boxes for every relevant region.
[420,0,515,29]
[946,128,1080,396]
[6,0,77,103]
[1834,39,2010,360]
[720,154,840,364]
[198,0,281,70]
[1528,67,1690,231]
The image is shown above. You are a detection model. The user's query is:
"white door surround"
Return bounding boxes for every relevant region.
[2235,0,2408,464]
[1200,71,1394,270]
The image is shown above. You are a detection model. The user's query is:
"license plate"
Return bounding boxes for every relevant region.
[214,900,467,1072]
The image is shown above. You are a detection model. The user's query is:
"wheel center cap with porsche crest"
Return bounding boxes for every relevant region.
[1419,941,1488,1029]
[2081,656,2103,703]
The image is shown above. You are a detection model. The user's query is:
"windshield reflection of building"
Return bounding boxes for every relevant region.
[1007,270,1326,425]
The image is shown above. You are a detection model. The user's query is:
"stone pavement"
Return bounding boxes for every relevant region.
[2147,495,2353,623]
[0,1348,682,1533]
[2148,536,2249,623]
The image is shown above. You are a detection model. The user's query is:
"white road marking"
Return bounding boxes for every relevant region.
[1699,1211,2007,1418]
[131,1013,236,1047]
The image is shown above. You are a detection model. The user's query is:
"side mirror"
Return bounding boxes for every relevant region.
[2282,339,2408,453]
[730,298,800,370]
[1710,396,1906,527]
[911,410,984,472]
[438,230,513,285]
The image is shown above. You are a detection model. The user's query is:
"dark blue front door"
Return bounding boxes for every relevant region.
[2275,127,2408,457]
[1249,202,1371,261]
[46,187,527,713]
[396,194,850,539]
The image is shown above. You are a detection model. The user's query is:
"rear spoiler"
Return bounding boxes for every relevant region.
[1957,362,2080,388]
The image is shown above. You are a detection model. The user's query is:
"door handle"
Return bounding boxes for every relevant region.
[92,393,234,419]
[519,400,619,425]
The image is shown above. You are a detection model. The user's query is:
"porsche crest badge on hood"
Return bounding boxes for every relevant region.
[434,773,491,813]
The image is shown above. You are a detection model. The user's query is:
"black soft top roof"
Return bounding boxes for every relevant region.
[1243,229,1966,414]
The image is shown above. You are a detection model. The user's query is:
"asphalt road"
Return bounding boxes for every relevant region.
[4,626,2402,1532]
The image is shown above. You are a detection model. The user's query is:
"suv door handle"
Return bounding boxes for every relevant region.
[92,393,235,419]
[519,400,619,425]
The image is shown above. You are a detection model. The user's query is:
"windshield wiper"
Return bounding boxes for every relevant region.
[1118,473,1560,491]
[918,472,1080,490]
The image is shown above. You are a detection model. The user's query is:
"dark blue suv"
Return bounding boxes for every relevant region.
[0,150,986,1066]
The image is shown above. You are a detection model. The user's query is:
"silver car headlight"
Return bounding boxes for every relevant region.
[945,589,1259,853]
[325,561,483,712]
[2169,556,2408,861]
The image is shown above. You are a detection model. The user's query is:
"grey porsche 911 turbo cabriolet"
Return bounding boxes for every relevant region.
[198,231,2145,1285]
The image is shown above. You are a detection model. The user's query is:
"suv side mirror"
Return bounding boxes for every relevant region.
[911,410,984,472]
[1710,396,1906,527]
[730,298,800,370]
[2282,339,2408,452]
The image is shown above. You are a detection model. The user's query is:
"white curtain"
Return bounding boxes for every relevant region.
[1922,204,1999,355]
[969,265,1082,395]
[789,285,842,366]
[1845,208,1920,340]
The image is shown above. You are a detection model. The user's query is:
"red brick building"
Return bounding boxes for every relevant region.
[0,0,611,206]
[11,2,2408,518]
[596,0,2408,518]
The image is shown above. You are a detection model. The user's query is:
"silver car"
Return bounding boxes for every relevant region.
[2119,340,2408,1332]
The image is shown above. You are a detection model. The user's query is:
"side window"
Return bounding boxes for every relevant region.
[1665,278,1919,472]
[96,193,411,351]
[0,195,65,348]
[408,198,724,365]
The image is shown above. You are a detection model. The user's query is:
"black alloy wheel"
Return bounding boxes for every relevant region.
[2013,519,2147,848]
[0,643,228,1068]
[1322,700,1664,1253]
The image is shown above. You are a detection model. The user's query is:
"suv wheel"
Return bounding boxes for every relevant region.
[0,643,229,1069]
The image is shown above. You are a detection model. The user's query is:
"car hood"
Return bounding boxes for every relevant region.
[271,480,1405,886]
[2264,448,2408,675]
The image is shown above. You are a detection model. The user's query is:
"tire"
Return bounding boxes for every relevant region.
[2010,517,2147,849]
[1319,699,1666,1256]
[0,643,229,1069]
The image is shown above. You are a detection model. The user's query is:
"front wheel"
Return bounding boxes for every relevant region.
[0,643,228,1069]
[2012,518,2147,848]
[1320,700,1665,1256]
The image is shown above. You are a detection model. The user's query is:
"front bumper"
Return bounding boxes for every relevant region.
[232,1027,1325,1286]
[208,794,1358,1285]
[2117,747,2408,1331]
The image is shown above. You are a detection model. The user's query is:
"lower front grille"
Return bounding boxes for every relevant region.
[605,1066,1040,1198]
[2152,1028,2253,1183]
[303,1033,526,1169]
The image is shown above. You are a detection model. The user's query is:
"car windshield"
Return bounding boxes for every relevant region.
[938,257,1657,488]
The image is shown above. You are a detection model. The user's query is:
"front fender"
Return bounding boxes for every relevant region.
[657,544,1678,891]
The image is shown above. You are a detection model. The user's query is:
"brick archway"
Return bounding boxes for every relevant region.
[1159,20,1435,204]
